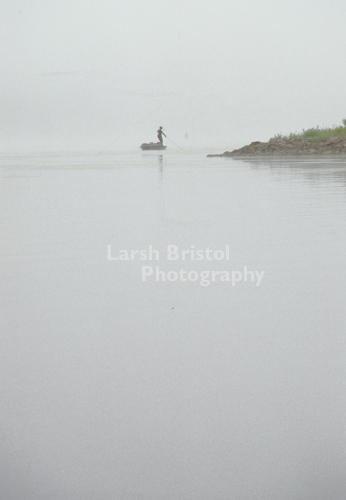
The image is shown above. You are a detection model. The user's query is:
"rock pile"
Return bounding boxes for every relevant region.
[207,137,346,157]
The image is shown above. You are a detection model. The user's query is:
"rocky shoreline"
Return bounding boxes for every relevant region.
[207,137,346,157]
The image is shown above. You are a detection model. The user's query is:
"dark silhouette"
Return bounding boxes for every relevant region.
[157,126,166,145]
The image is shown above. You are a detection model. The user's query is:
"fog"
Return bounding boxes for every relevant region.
[2,0,346,151]
[2,2,346,499]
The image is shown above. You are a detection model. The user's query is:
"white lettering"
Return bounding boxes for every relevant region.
[140,249,147,260]
[142,266,153,281]
[179,269,187,281]
[243,266,254,282]
[213,250,224,260]
[255,271,265,286]
[205,247,213,260]
[167,245,179,260]
[148,245,160,261]
[167,271,178,281]
[118,250,129,260]
[131,249,139,260]
[212,270,220,281]
[195,249,204,260]
[182,249,190,260]
[220,271,230,282]
[188,271,198,281]
[107,245,118,260]
[155,266,166,281]
[232,271,242,286]
[200,271,210,286]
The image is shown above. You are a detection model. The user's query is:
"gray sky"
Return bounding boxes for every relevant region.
[1,0,346,151]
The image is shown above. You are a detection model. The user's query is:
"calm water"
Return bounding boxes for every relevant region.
[1,150,346,500]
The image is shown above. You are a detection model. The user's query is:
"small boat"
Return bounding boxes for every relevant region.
[140,142,167,150]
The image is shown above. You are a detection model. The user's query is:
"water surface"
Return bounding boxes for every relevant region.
[1,150,346,500]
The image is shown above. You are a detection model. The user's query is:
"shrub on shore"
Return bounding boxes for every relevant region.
[272,120,346,142]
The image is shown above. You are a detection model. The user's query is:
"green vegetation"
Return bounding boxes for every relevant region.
[272,119,346,142]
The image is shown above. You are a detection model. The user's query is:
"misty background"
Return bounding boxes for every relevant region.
[2,0,346,151]
[2,2,346,499]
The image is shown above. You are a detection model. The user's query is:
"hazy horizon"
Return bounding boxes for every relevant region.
[2,0,346,152]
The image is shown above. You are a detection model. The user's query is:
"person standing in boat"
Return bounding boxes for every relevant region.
[157,126,166,145]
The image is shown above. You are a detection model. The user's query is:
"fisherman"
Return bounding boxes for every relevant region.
[157,126,166,145]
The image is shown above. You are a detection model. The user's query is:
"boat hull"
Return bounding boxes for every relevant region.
[140,143,167,150]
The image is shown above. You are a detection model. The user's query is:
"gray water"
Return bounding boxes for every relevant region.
[1,150,346,500]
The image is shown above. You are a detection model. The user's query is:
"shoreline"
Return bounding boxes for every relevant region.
[207,137,346,157]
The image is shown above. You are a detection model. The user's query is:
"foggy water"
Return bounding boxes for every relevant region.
[1,150,346,500]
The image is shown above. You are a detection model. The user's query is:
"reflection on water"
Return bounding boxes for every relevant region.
[233,155,346,186]
[0,151,346,500]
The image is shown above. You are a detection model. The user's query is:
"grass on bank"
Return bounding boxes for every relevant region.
[272,119,346,142]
